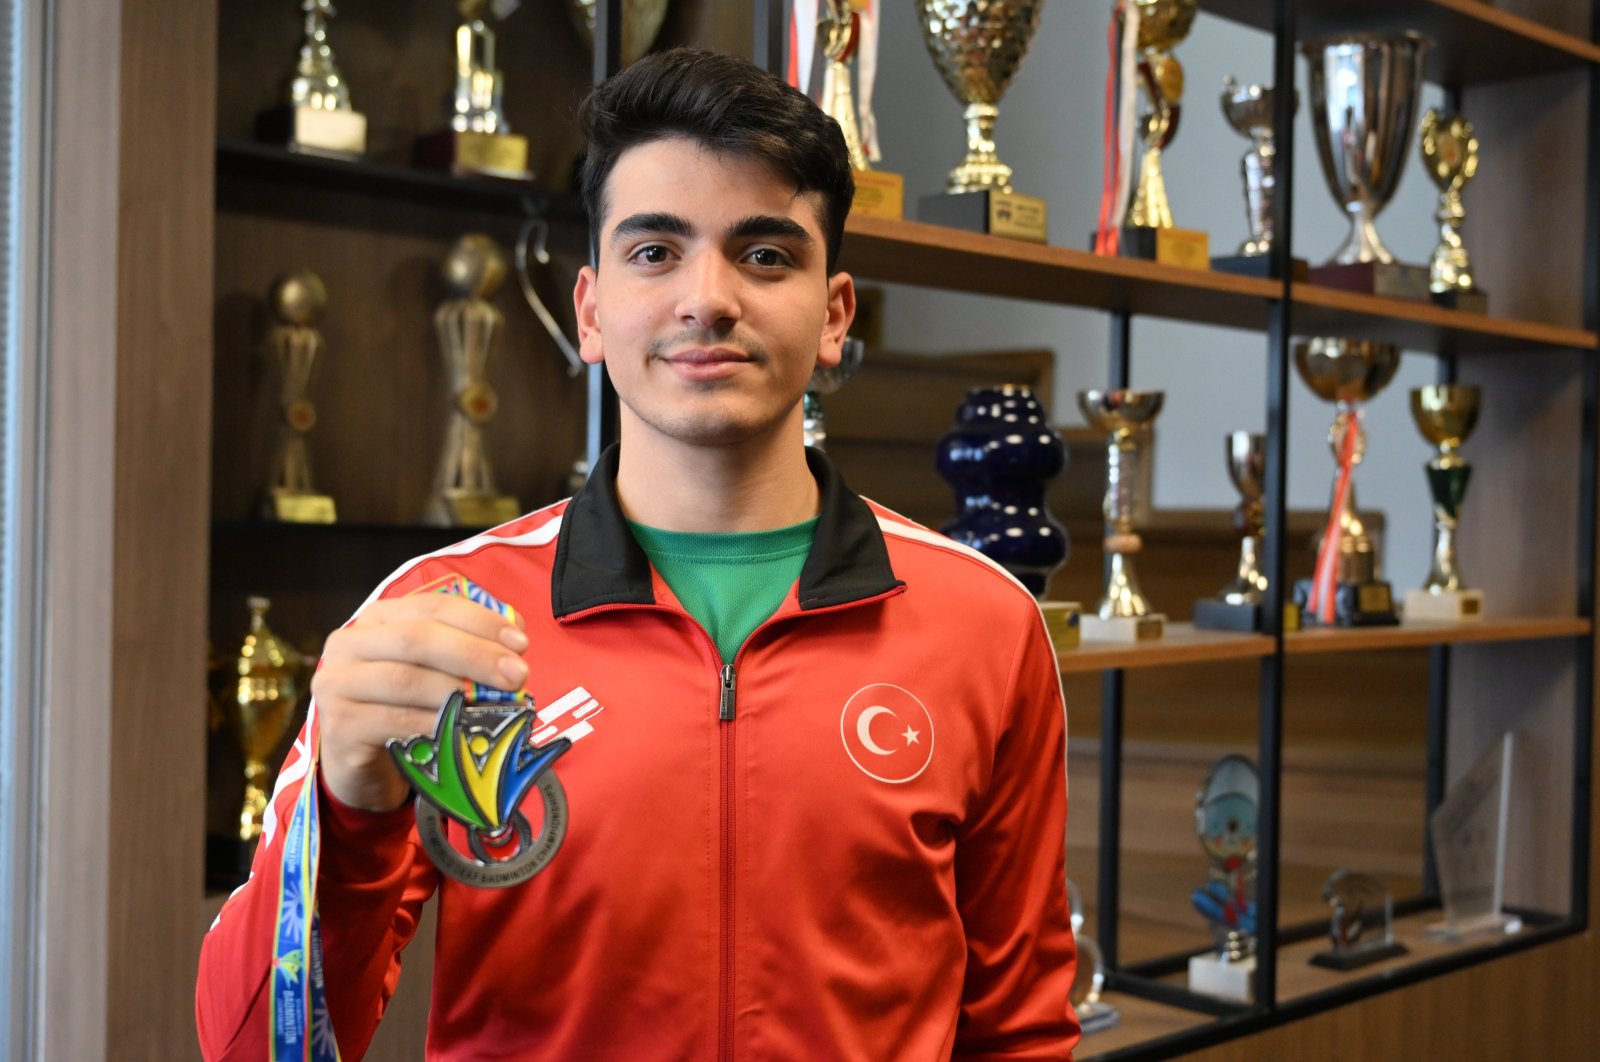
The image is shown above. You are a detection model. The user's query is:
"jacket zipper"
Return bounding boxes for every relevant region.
[718,660,736,1061]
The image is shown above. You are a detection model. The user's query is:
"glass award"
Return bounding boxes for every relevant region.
[1310,868,1407,970]
[1188,753,1258,1002]
[1066,880,1120,1035]
[1427,732,1523,942]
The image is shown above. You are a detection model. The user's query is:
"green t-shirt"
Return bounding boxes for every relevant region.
[627,517,819,664]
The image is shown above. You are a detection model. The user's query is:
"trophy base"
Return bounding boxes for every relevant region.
[1308,261,1432,302]
[1293,578,1400,627]
[1192,599,1303,633]
[918,190,1047,244]
[1039,601,1082,650]
[1309,939,1409,970]
[1108,226,1211,271]
[1076,1000,1122,1036]
[256,105,367,159]
[440,492,522,528]
[415,129,531,181]
[1081,613,1165,643]
[1405,587,1484,622]
[1188,952,1255,1003]
[264,490,337,524]
[851,169,904,220]
[1431,287,1490,314]
[1424,911,1523,944]
[205,832,256,891]
[1210,252,1310,281]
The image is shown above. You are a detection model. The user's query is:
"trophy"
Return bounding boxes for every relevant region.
[1420,108,1488,312]
[1310,869,1408,970]
[256,1,368,157]
[208,597,304,886]
[427,234,522,527]
[819,0,904,220]
[1212,78,1303,278]
[915,0,1048,242]
[566,0,669,67]
[1192,433,1300,632]
[262,270,337,523]
[1078,390,1164,642]
[1405,385,1484,621]
[802,336,865,451]
[415,1,531,180]
[1292,338,1401,627]
[1188,754,1259,1002]
[1066,880,1120,1034]
[1427,732,1523,942]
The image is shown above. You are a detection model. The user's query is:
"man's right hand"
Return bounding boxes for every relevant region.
[311,592,531,813]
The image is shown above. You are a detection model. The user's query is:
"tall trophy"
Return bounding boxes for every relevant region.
[1078,390,1165,642]
[1212,78,1303,278]
[1192,432,1301,632]
[1304,32,1432,300]
[256,1,368,158]
[1117,0,1208,268]
[819,0,904,220]
[1066,880,1120,1034]
[1188,754,1259,1002]
[1292,338,1401,627]
[566,0,669,66]
[415,1,531,180]
[915,0,1047,242]
[427,234,522,527]
[1420,108,1487,312]
[1405,385,1484,621]
[1310,868,1408,970]
[802,336,865,451]
[262,270,336,523]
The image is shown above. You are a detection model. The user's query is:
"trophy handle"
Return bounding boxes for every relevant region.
[514,217,584,377]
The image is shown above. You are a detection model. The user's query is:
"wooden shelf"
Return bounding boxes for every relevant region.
[839,214,1277,331]
[1058,623,1275,673]
[1285,615,1591,654]
[1075,990,1218,1059]
[1291,282,1597,356]
[1201,0,1600,85]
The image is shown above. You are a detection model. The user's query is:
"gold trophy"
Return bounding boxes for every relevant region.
[819,1,903,220]
[257,1,368,157]
[1405,386,1484,621]
[428,234,522,527]
[915,0,1047,242]
[1079,390,1166,641]
[1120,0,1208,268]
[226,597,303,844]
[567,0,669,66]
[1420,109,1487,313]
[262,270,337,523]
[416,1,531,180]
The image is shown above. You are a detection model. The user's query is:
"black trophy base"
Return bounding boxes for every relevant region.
[1431,287,1490,314]
[1308,261,1432,301]
[1193,598,1304,633]
[1090,226,1209,270]
[1293,578,1400,627]
[1310,940,1409,970]
[206,832,257,891]
[918,190,1047,243]
[1210,253,1310,281]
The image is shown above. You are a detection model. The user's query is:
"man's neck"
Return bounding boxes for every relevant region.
[613,420,820,534]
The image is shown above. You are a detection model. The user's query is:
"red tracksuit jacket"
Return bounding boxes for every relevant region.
[196,446,1080,1060]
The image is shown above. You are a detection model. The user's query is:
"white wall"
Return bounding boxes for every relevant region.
[868,2,1463,591]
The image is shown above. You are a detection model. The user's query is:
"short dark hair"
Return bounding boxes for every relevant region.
[577,47,855,274]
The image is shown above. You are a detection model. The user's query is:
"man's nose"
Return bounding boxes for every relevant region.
[674,253,741,329]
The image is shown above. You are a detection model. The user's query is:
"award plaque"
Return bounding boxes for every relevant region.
[819,1,904,220]
[1420,108,1488,313]
[256,0,368,158]
[915,0,1048,243]
[1292,338,1402,627]
[1310,868,1408,970]
[1211,78,1305,279]
[1405,385,1485,622]
[415,1,532,181]
[1066,880,1121,1035]
[1188,754,1259,1002]
[802,336,865,451]
[1427,733,1523,942]
[262,271,337,523]
[427,234,522,527]
[1193,432,1300,632]
[1078,390,1165,642]
[1304,33,1433,300]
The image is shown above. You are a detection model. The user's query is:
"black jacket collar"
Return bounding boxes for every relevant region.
[551,444,903,618]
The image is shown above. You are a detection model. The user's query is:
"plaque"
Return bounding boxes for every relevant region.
[256,0,368,158]
[1078,390,1166,642]
[1427,733,1523,942]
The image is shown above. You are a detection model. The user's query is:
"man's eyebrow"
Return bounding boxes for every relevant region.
[608,212,694,244]
[727,215,814,247]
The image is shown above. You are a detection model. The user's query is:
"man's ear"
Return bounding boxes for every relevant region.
[816,271,857,369]
[573,265,606,366]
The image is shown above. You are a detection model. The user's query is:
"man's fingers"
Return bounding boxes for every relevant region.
[361,592,527,636]
[317,660,472,714]
[329,618,529,692]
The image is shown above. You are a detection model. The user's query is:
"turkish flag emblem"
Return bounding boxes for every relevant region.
[839,683,935,784]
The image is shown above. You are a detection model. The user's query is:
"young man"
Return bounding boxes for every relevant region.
[197,47,1078,1059]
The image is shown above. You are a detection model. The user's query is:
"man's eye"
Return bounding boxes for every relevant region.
[630,245,671,265]
[746,247,790,268]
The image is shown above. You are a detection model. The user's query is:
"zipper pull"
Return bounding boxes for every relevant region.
[719,663,737,721]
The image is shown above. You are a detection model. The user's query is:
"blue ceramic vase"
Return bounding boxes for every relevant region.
[936,385,1069,597]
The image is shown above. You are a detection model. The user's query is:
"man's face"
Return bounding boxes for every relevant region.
[573,137,854,450]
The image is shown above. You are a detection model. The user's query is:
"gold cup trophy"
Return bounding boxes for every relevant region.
[1405,385,1484,621]
[1420,108,1487,313]
[262,270,337,523]
[1078,389,1167,642]
[915,0,1047,242]
[819,0,904,219]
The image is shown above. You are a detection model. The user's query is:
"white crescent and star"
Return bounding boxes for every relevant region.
[855,705,921,756]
